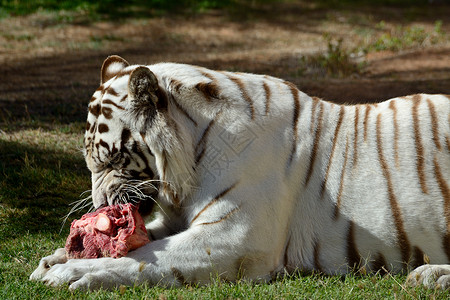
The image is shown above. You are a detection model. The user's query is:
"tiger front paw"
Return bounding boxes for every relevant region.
[38,257,137,290]
[29,248,68,281]
[406,264,450,290]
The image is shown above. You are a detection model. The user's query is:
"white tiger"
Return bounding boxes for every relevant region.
[30,55,450,290]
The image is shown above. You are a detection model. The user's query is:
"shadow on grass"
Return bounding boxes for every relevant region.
[0,139,90,240]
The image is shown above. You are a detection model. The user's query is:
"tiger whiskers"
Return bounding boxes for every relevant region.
[123,183,148,199]
[59,179,165,233]
[121,180,168,216]
[128,179,162,191]
[60,190,93,233]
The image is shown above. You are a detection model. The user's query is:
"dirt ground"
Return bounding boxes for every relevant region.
[1,2,449,124]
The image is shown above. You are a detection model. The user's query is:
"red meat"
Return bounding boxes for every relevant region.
[65,203,150,259]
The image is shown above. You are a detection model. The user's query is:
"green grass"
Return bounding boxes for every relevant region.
[1,124,449,299]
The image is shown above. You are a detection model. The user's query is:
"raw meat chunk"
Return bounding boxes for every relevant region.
[65,203,150,258]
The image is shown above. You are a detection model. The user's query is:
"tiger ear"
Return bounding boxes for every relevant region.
[101,55,130,84]
[128,66,160,107]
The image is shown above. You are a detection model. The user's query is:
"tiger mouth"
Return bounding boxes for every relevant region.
[136,194,157,218]
[107,189,157,218]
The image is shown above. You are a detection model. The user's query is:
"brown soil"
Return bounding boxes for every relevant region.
[1,2,449,123]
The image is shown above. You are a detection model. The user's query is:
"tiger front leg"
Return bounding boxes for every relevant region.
[129,222,275,286]
[36,223,272,290]
[145,206,186,241]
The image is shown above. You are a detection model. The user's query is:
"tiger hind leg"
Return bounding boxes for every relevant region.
[406,264,450,289]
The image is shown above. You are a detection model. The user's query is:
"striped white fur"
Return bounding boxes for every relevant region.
[31,56,450,290]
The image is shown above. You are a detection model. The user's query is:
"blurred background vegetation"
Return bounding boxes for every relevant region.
[0,0,435,19]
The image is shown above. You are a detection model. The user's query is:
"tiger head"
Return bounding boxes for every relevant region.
[84,55,167,216]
